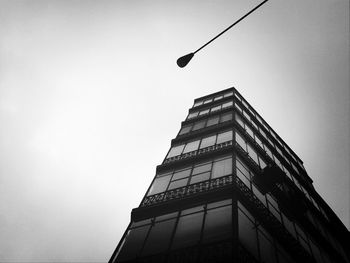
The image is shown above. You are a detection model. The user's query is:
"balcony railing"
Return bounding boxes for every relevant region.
[163,140,233,164]
[141,175,234,207]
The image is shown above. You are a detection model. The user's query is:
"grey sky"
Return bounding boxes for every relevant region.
[0,0,348,262]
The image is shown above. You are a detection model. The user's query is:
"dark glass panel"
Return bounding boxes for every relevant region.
[222,101,233,108]
[206,116,220,126]
[171,211,204,250]
[192,120,206,131]
[247,144,258,164]
[141,219,176,256]
[235,113,244,127]
[207,198,232,209]
[155,212,179,222]
[238,208,259,260]
[258,227,277,263]
[117,225,150,261]
[179,125,192,135]
[203,205,232,243]
[220,112,233,122]
[199,109,210,116]
[211,105,221,113]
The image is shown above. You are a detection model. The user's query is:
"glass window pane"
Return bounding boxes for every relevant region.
[235,113,244,127]
[168,178,188,190]
[200,135,217,149]
[224,91,233,97]
[220,112,233,122]
[183,140,200,153]
[211,105,221,112]
[194,101,203,107]
[171,212,204,249]
[237,168,251,188]
[212,157,232,178]
[172,168,191,180]
[258,228,277,263]
[236,158,250,179]
[238,208,259,260]
[179,125,192,135]
[217,130,233,144]
[235,132,246,151]
[207,199,232,209]
[222,101,233,108]
[187,111,198,119]
[192,120,206,131]
[207,116,220,126]
[203,98,212,104]
[247,144,258,164]
[190,172,210,184]
[141,219,176,256]
[167,144,185,158]
[246,125,254,139]
[214,95,223,101]
[252,184,266,206]
[235,103,243,113]
[203,205,232,243]
[117,225,150,261]
[199,109,210,116]
[192,162,212,175]
[147,174,172,196]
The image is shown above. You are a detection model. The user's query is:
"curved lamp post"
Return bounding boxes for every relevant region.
[177,0,269,68]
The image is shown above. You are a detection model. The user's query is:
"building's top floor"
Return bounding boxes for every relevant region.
[183,87,305,172]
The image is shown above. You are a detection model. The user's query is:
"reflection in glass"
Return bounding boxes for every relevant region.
[207,116,220,126]
[172,168,191,180]
[141,219,176,256]
[171,211,204,249]
[203,205,232,243]
[168,178,188,190]
[117,225,150,261]
[238,207,259,260]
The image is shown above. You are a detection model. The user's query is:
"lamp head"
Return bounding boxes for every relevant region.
[177,53,194,68]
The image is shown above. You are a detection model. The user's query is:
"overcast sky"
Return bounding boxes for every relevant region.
[0,0,349,262]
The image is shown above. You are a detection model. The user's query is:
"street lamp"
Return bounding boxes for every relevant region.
[177,0,269,68]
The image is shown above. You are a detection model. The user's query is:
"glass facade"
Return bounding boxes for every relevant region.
[110,87,350,263]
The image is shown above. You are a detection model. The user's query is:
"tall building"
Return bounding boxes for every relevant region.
[109,87,349,263]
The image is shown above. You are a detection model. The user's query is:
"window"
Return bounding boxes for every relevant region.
[238,202,259,260]
[217,130,233,144]
[199,109,210,116]
[207,116,219,126]
[117,225,150,261]
[223,91,233,97]
[187,111,198,119]
[183,140,200,153]
[211,105,221,112]
[214,95,223,101]
[200,135,216,149]
[168,178,188,190]
[203,201,232,243]
[172,168,191,180]
[141,218,176,256]
[220,112,232,122]
[171,206,204,249]
[212,157,232,178]
[222,101,233,109]
[193,101,203,107]
[203,98,212,104]
[167,144,185,158]
[258,227,277,263]
[179,125,192,135]
[147,174,172,196]
[192,120,205,131]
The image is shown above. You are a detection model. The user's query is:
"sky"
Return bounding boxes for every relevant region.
[0,0,348,262]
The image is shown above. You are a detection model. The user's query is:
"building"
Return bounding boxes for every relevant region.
[109,87,350,263]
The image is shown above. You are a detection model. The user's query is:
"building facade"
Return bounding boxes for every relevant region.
[109,87,350,263]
